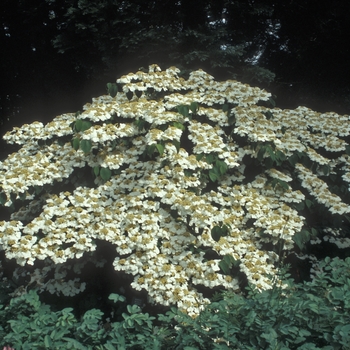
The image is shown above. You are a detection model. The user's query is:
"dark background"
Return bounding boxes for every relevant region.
[1,0,350,155]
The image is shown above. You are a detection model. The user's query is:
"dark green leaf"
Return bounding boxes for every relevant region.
[0,192,7,205]
[72,137,80,150]
[80,139,92,153]
[172,122,186,131]
[75,119,83,132]
[275,150,286,162]
[196,153,204,161]
[264,111,273,120]
[219,260,231,275]
[305,199,313,208]
[176,105,189,118]
[228,114,236,125]
[293,230,310,250]
[189,101,199,113]
[205,153,216,164]
[211,225,228,242]
[81,120,92,132]
[321,164,330,176]
[346,145,350,156]
[216,160,228,176]
[266,145,275,161]
[172,140,181,152]
[223,254,237,266]
[268,97,276,108]
[107,82,118,97]
[209,168,220,182]
[278,179,289,190]
[211,226,223,242]
[257,145,266,161]
[156,143,165,156]
[146,144,157,157]
[294,202,305,210]
[222,104,229,112]
[288,154,298,167]
[100,167,112,181]
[134,119,147,131]
[44,335,52,348]
[93,166,100,177]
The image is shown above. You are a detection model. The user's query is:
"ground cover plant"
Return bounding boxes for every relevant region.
[0,256,349,349]
[0,64,350,320]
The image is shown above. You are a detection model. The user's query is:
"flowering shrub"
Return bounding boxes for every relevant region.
[1,64,350,315]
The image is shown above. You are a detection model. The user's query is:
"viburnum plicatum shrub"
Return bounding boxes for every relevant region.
[1,64,350,316]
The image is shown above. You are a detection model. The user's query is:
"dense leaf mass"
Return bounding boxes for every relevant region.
[1,65,350,315]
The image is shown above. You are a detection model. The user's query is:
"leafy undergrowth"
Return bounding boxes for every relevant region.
[1,256,349,350]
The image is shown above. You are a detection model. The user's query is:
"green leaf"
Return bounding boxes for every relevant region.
[146,144,157,157]
[75,119,83,132]
[275,150,286,162]
[223,254,236,266]
[222,104,229,112]
[257,145,266,161]
[293,230,310,250]
[172,122,186,131]
[81,120,92,132]
[311,227,318,236]
[93,166,100,177]
[134,119,147,131]
[211,225,229,242]
[72,137,80,150]
[73,118,92,132]
[108,293,126,303]
[44,334,52,348]
[268,97,276,108]
[172,140,181,152]
[156,143,165,156]
[219,260,230,274]
[80,139,92,153]
[265,157,274,169]
[264,111,273,120]
[107,82,118,97]
[294,202,305,210]
[266,145,275,161]
[100,167,112,181]
[176,105,190,118]
[209,167,220,182]
[205,153,216,164]
[305,199,313,208]
[321,164,330,176]
[0,192,7,205]
[196,153,204,161]
[346,145,350,156]
[278,179,289,190]
[61,338,87,350]
[189,101,199,113]
[228,114,236,125]
[211,226,222,242]
[216,160,228,176]
[288,154,298,167]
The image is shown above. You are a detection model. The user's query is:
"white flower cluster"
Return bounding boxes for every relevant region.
[1,64,350,316]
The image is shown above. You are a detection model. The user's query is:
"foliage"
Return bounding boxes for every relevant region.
[170,256,350,349]
[0,256,349,349]
[0,65,350,317]
[44,0,276,81]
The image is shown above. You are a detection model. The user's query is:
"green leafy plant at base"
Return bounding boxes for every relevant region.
[0,256,349,349]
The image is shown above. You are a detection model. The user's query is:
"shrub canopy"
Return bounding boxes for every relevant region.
[1,64,350,315]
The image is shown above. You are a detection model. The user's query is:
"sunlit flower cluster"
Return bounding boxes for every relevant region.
[1,64,350,315]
